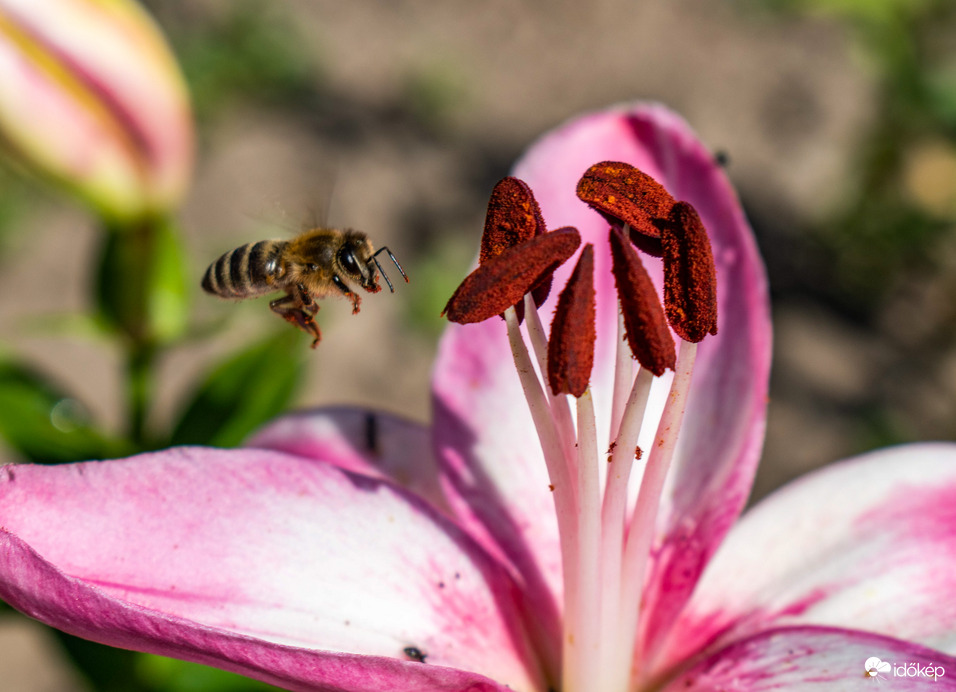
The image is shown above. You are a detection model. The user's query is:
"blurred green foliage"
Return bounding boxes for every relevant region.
[150,0,321,125]
[401,60,470,136]
[0,3,314,689]
[0,358,130,463]
[136,654,282,692]
[756,0,956,311]
[0,169,48,260]
[95,219,191,345]
[52,631,282,692]
[171,330,306,448]
[405,236,473,337]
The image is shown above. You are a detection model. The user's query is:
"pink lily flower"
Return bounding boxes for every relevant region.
[0,0,193,220]
[2,103,955,692]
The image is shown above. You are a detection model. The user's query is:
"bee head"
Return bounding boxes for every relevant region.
[336,230,408,294]
[338,233,380,292]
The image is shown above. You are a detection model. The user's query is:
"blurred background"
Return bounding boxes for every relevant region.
[1,0,955,689]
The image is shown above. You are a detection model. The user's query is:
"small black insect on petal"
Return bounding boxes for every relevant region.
[364,412,380,457]
[403,646,427,663]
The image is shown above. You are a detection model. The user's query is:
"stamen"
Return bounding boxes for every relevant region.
[480,177,553,321]
[661,202,718,342]
[526,275,554,319]
[523,293,576,465]
[577,162,677,256]
[547,245,596,397]
[616,339,698,689]
[598,366,653,689]
[607,227,676,376]
[502,307,580,689]
[609,225,634,441]
[480,177,546,264]
[568,389,600,692]
[442,227,581,324]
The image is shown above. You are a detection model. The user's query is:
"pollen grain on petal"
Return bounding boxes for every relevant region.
[661,201,718,342]
[479,177,547,265]
[577,161,676,255]
[443,227,581,324]
[547,244,596,397]
[608,227,676,376]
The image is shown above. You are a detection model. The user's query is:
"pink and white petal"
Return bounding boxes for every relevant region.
[247,406,450,513]
[657,443,956,674]
[0,538,517,692]
[658,626,956,691]
[432,320,564,672]
[514,103,772,653]
[0,449,545,692]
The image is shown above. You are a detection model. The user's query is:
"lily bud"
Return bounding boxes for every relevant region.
[0,0,193,221]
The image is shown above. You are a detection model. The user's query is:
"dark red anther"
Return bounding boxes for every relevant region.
[547,244,595,397]
[480,177,546,264]
[608,227,676,376]
[577,162,677,256]
[480,177,552,319]
[661,202,718,342]
[443,227,581,324]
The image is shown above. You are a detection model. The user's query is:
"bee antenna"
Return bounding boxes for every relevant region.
[369,246,409,293]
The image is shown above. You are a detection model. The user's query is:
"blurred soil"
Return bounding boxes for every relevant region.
[5,0,954,687]
[0,617,88,691]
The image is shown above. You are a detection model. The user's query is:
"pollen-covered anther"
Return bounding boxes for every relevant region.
[547,244,595,397]
[661,201,718,342]
[479,177,546,263]
[479,177,553,319]
[577,161,677,256]
[608,227,676,376]
[443,227,581,324]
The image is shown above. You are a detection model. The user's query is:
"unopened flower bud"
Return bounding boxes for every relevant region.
[0,0,193,221]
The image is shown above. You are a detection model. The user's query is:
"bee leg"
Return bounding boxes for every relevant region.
[270,293,322,348]
[331,275,362,315]
[295,283,319,315]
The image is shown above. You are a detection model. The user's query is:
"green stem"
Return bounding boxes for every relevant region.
[127,339,156,448]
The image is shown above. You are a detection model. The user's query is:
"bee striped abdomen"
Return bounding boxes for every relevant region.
[202,240,286,298]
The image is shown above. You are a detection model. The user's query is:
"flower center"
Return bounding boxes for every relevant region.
[444,164,717,692]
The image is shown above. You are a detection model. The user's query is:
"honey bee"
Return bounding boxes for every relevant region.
[202,227,407,347]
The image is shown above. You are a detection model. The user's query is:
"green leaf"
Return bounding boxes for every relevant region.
[174,0,318,123]
[95,217,190,344]
[759,0,934,24]
[170,330,305,447]
[0,358,129,463]
[148,218,191,343]
[405,236,471,338]
[55,631,150,692]
[135,653,282,692]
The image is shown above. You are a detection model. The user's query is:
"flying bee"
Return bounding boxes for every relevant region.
[202,228,407,347]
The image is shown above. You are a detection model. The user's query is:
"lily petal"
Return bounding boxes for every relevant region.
[660,444,956,673]
[433,321,564,668]
[659,626,956,691]
[0,448,543,692]
[247,406,450,513]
